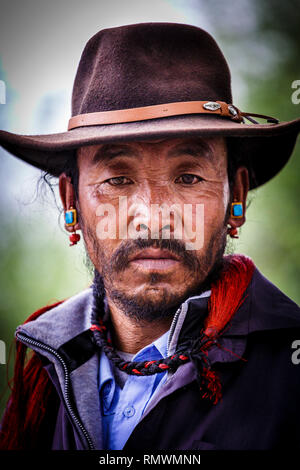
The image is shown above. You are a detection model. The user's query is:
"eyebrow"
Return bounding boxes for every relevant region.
[168,142,214,161]
[91,140,214,166]
[92,145,135,165]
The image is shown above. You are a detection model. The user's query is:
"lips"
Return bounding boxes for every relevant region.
[129,248,180,262]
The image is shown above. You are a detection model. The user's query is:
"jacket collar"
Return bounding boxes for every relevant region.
[16,287,94,352]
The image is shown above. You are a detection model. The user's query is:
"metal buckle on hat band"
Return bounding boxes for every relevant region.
[67,100,278,130]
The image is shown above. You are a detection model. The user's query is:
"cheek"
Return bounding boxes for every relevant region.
[222,181,230,214]
[78,193,98,231]
[78,179,116,226]
[199,184,229,242]
[77,187,117,253]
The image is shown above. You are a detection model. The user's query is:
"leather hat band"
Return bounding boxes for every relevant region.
[68,100,279,131]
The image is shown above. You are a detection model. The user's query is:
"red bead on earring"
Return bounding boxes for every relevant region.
[228,226,239,239]
[69,232,81,246]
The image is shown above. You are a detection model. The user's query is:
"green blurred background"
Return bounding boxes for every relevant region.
[0,0,299,416]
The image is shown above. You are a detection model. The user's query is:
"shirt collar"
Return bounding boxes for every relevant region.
[99,289,211,394]
[132,328,169,360]
[98,327,170,413]
[99,328,169,393]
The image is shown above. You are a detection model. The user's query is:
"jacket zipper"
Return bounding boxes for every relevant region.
[166,304,183,357]
[128,302,189,438]
[16,331,95,450]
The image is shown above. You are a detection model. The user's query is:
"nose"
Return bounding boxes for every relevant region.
[128,196,182,239]
[125,180,183,239]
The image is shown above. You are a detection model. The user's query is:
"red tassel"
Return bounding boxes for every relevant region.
[199,254,255,405]
[200,368,222,405]
[204,254,255,339]
[0,300,66,450]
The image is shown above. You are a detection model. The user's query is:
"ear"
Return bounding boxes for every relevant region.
[59,172,81,232]
[227,166,249,229]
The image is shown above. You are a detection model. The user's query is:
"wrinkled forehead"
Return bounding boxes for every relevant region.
[76,136,228,168]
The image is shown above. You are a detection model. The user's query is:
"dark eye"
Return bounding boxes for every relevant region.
[175,174,203,185]
[105,176,132,186]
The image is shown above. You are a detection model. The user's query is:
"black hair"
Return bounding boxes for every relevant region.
[37,149,79,212]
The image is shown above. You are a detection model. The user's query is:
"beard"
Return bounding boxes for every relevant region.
[80,208,228,323]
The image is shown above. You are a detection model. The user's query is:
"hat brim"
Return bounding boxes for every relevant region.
[1,114,299,189]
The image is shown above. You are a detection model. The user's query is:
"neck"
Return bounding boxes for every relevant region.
[106,298,173,354]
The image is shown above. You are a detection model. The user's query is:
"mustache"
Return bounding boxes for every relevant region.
[110,237,201,273]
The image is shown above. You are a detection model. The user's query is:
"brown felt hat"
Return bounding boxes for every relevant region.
[0,22,299,189]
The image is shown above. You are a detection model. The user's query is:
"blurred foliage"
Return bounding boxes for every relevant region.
[200,0,300,303]
[0,0,299,417]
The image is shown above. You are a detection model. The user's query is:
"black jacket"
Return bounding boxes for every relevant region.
[10,266,300,450]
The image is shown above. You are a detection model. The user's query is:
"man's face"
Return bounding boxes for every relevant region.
[69,137,233,321]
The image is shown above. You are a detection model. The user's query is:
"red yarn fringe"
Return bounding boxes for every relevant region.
[200,254,255,405]
[200,368,223,405]
[0,300,65,450]
[204,254,255,338]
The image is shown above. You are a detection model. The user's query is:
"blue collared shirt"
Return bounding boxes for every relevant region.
[99,329,169,450]
[99,289,211,450]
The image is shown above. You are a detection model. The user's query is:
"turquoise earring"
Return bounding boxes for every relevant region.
[231,202,243,218]
[65,206,77,226]
[65,206,80,246]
